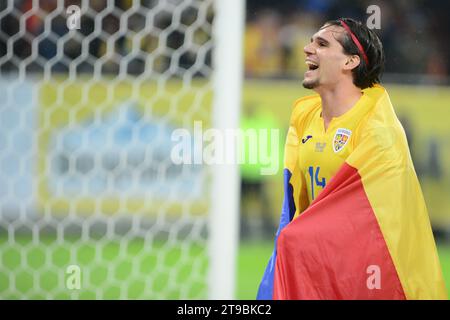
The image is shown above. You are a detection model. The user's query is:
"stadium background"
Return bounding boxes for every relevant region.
[0,0,449,299]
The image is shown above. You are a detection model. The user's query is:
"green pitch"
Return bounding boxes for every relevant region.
[0,235,207,299]
[1,236,449,299]
[437,243,450,297]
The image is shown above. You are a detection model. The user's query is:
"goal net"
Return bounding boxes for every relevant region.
[0,0,243,299]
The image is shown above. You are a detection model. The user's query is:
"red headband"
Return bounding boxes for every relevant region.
[339,19,369,66]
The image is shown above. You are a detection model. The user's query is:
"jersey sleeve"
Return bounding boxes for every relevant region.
[256,95,317,299]
[284,108,309,218]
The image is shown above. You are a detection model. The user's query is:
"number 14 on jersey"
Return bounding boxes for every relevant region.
[308,166,326,200]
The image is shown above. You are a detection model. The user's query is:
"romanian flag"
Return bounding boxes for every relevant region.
[257,85,448,300]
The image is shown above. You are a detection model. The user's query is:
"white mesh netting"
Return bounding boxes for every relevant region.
[0,0,219,299]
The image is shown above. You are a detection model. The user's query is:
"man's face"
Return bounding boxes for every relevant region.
[302,24,351,90]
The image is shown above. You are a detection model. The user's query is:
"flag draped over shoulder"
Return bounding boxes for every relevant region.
[257,85,448,300]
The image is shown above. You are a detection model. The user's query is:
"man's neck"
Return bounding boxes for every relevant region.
[317,83,362,130]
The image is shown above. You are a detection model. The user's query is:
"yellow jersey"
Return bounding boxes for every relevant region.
[296,92,374,204]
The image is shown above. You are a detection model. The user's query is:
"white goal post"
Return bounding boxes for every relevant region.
[209,0,245,299]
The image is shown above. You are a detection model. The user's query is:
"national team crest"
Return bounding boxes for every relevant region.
[333,128,352,153]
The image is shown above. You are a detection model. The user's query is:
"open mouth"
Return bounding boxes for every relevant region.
[306,61,319,71]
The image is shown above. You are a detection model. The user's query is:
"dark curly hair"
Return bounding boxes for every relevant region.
[324,18,385,89]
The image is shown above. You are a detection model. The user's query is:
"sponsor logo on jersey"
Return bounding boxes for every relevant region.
[315,142,326,152]
[301,135,313,144]
[333,128,352,153]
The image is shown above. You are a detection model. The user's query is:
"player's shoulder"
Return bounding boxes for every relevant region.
[363,86,405,134]
[353,85,410,154]
[290,93,321,125]
[292,93,321,111]
[353,107,410,165]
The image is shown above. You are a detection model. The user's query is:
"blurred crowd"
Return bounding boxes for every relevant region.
[245,0,450,81]
[0,0,212,76]
[1,0,449,82]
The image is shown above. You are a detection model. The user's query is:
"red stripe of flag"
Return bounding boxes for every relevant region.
[273,163,406,299]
